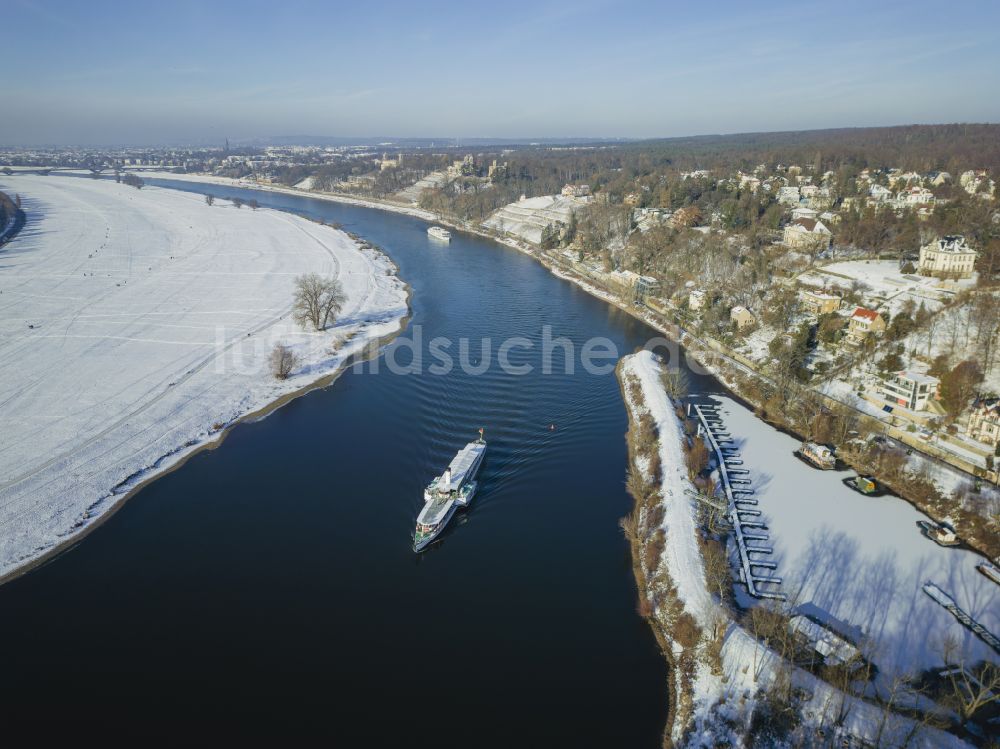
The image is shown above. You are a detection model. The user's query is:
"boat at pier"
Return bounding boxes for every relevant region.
[427,226,451,241]
[843,475,878,495]
[917,520,959,547]
[977,561,1000,585]
[796,441,836,470]
[414,430,486,552]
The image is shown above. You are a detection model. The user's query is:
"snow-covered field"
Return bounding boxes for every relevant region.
[0,176,407,579]
[130,170,439,221]
[797,260,968,316]
[713,395,999,676]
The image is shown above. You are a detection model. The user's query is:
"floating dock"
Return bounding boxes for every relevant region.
[690,402,785,601]
[922,582,1000,654]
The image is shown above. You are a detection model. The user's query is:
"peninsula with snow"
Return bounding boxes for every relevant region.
[0,176,408,580]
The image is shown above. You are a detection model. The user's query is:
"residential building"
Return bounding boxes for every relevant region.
[918,235,977,279]
[777,186,800,205]
[561,184,591,198]
[879,371,940,411]
[783,218,832,251]
[896,186,935,207]
[730,306,756,330]
[960,169,995,197]
[846,307,885,345]
[791,207,818,221]
[688,289,706,311]
[633,275,659,304]
[869,184,893,202]
[967,398,1000,448]
[799,289,840,315]
[927,171,952,187]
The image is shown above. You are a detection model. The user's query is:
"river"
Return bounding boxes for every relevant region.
[0,180,720,742]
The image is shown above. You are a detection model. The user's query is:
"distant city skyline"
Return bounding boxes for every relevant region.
[4,0,1000,146]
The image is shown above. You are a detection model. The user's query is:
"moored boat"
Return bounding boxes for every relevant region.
[797,441,836,470]
[843,474,878,495]
[977,561,1000,585]
[427,226,451,241]
[917,519,960,547]
[414,430,486,552]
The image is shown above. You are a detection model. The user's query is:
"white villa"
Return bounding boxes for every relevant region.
[895,186,935,207]
[968,398,1000,448]
[783,218,832,250]
[918,235,977,279]
[879,371,940,412]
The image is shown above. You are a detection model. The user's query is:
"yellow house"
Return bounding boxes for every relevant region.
[799,289,840,315]
[846,307,886,345]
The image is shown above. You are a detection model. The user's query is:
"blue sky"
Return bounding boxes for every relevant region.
[3,0,999,145]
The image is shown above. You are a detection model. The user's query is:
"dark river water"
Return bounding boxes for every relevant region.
[0,179,718,743]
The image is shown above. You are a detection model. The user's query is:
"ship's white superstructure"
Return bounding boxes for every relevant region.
[414,432,486,551]
[427,226,451,241]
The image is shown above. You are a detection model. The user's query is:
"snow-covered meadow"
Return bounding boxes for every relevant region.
[0,176,407,579]
[796,259,975,317]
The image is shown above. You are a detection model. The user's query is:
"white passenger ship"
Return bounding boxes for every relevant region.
[427,226,451,241]
[414,430,486,552]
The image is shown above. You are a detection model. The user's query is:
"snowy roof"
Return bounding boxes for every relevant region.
[851,307,880,321]
[896,371,939,386]
[442,441,485,492]
[925,235,975,254]
[973,397,999,414]
[801,290,839,300]
[789,615,860,666]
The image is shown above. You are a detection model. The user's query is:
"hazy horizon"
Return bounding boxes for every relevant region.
[4,0,1000,146]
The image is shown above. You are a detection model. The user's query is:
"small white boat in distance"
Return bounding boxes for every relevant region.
[414,430,486,552]
[427,226,451,242]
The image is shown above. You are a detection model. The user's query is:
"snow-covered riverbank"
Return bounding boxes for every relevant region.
[130,170,439,220]
[0,176,408,581]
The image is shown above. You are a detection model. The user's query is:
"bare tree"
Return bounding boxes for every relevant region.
[939,636,1000,722]
[205,193,214,206]
[661,364,690,400]
[292,273,347,331]
[269,343,298,380]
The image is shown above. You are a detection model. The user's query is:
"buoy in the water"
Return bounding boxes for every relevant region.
[549,424,556,431]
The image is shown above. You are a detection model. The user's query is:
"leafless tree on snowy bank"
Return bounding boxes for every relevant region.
[292,273,346,331]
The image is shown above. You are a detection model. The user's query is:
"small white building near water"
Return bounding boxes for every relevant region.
[789,615,862,668]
